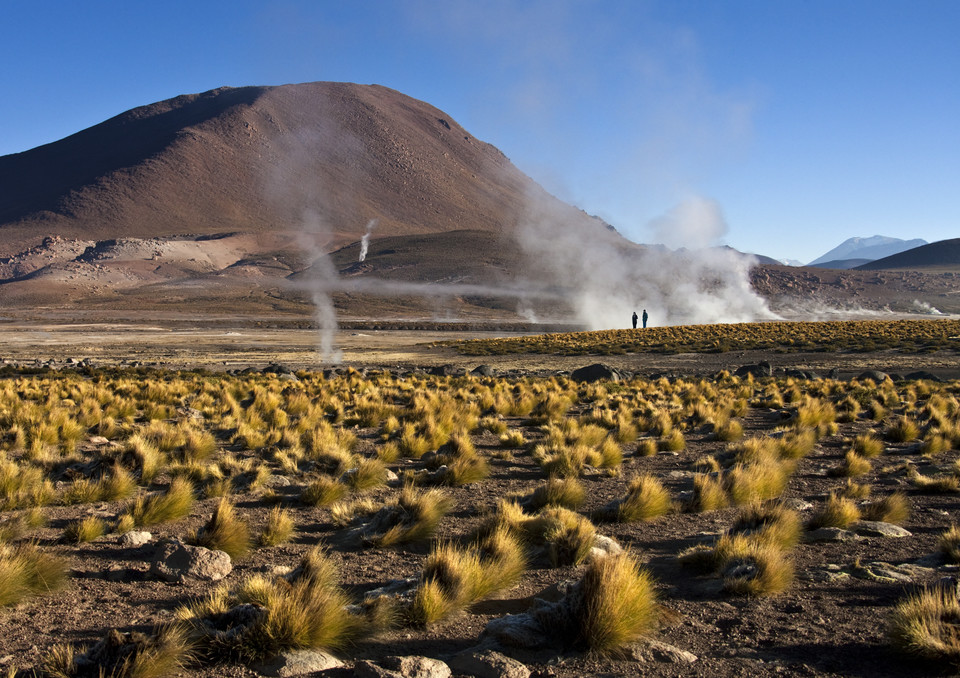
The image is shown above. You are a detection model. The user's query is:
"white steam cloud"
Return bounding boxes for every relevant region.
[358,219,377,262]
[514,193,776,329]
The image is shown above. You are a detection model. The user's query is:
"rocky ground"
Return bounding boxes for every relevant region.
[1,321,960,677]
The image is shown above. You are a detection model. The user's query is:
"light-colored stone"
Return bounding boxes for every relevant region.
[852,521,912,538]
[256,649,344,676]
[118,530,152,547]
[449,649,530,678]
[149,540,232,583]
[803,527,859,543]
[481,613,549,649]
[381,655,452,678]
[643,639,699,664]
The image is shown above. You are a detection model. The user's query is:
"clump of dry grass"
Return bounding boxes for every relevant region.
[354,486,453,547]
[259,507,296,547]
[852,433,884,458]
[860,492,910,525]
[480,501,597,567]
[571,551,658,652]
[908,469,960,494]
[727,503,802,550]
[679,505,797,597]
[64,516,107,543]
[937,525,960,563]
[176,548,370,662]
[594,474,672,523]
[888,585,960,662]
[0,542,68,607]
[188,498,252,560]
[300,476,348,507]
[527,477,585,510]
[126,478,195,528]
[807,493,861,530]
[828,451,872,478]
[886,417,920,443]
[687,473,729,513]
[408,527,526,626]
[43,625,192,678]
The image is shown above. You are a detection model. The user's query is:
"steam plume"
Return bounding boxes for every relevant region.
[358,219,378,262]
[513,192,777,329]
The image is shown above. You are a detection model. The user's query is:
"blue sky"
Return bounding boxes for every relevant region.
[1,0,957,263]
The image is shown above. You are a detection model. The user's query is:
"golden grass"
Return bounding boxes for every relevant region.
[188,498,252,560]
[807,493,861,529]
[446,320,960,356]
[574,551,658,652]
[888,586,960,662]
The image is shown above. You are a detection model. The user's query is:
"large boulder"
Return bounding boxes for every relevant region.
[734,361,772,378]
[149,539,232,583]
[571,363,622,383]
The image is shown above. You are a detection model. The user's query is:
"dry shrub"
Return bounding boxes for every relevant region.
[861,492,910,525]
[127,478,195,527]
[259,507,296,547]
[188,498,252,560]
[595,474,672,523]
[528,477,585,511]
[687,474,729,513]
[938,525,960,563]
[828,451,872,478]
[888,586,960,662]
[574,551,658,652]
[43,625,192,678]
[409,527,526,626]
[176,548,369,662]
[0,541,68,607]
[807,493,861,529]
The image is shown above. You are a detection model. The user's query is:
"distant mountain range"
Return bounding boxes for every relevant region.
[808,236,927,267]
[856,238,960,271]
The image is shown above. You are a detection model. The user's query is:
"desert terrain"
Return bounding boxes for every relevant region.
[1,318,960,678]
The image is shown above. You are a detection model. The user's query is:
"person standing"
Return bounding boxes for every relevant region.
[642,309,648,328]
[632,311,638,329]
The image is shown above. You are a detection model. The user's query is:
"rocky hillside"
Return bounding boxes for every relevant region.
[0,82,609,256]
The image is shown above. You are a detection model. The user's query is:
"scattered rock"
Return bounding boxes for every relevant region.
[256,649,344,676]
[904,370,942,382]
[471,364,495,377]
[851,521,912,538]
[570,363,622,383]
[449,649,529,678]
[780,497,814,512]
[625,639,698,664]
[117,530,152,547]
[804,527,859,543]
[149,539,232,583]
[734,361,772,378]
[851,562,914,583]
[856,370,890,383]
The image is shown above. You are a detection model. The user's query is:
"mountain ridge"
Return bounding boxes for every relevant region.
[809,235,928,266]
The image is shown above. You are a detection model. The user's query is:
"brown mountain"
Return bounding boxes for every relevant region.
[0,81,607,256]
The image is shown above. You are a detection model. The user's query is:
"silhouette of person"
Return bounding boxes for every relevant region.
[642,309,648,328]
[631,311,638,329]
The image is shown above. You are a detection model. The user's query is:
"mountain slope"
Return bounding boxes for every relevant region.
[0,82,608,256]
[856,238,960,271]
[809,236,927,266]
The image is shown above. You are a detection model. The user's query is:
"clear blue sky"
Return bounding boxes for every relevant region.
[1,0,957,263]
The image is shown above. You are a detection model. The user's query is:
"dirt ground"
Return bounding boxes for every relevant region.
[2,318,960,677]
